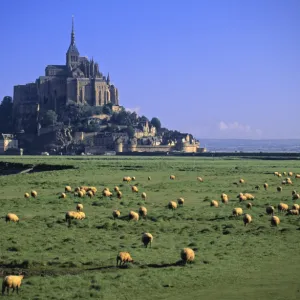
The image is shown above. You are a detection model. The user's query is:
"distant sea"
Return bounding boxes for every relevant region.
[198,139,300,153]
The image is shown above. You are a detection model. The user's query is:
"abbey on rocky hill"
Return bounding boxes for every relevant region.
[13,17,119,132]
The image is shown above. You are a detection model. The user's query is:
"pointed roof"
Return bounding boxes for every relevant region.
[67,15,79,55]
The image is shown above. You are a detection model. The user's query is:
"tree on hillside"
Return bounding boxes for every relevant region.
[103,105,112,115]
[56,127,73,153]
[0,96,13,133]
[139,115,149,123]
[150,117,161,130]
[42,110,57,126]
[126,125,135,138]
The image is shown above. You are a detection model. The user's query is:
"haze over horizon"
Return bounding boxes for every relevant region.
[1,0,299,139]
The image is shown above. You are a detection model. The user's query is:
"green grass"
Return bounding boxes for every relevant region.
[0,156,300,299]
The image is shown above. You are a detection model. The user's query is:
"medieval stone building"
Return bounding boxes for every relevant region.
[13,17,119,132]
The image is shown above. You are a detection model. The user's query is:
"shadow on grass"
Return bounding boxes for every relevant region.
[0,260,196,278]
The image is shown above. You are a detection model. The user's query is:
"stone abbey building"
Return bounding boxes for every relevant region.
[13,17,119,132]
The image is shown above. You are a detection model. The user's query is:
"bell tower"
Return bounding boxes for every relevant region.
[66,16,80,70]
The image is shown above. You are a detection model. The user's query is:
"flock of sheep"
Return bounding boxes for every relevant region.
[3,169,300,295]
[209,171,300,228]
[2,174,195,295]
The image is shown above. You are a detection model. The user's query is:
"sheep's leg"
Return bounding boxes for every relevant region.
[16,286,19,294]
[12,287,15,294]
[7,287,9,295]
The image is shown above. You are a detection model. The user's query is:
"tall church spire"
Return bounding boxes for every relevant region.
[66,15,79,69]
[71,15,75,45]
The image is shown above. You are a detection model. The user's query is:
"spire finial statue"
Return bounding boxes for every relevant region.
[71,15,75,45]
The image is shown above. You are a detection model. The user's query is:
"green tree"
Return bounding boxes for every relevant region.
[42,110,57,126]
[0,96,13,133]
[150,117,161,130]
[103,105,112,115]
[126,125,135,138]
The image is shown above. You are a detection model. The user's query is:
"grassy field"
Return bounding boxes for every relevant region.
[0,156,299,299]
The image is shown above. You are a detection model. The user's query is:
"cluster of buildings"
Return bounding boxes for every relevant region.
[3,18,205,155]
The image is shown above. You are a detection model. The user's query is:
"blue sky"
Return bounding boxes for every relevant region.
[1,0,299,139]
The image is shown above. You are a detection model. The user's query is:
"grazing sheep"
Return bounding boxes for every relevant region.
[244,193,254,200]
[170,175,176,180]
[181,248,195,264]
[282,180,286,185]
[277,186,282,192]
[141,192,147,200]
[292,203,300,210]
[103,190,113,197]
[288,172,293,176]
[232,208,243,216]
[295,174,300,179]
[117,191,122,199]
[77,211,86,220]
[131,186,138,193]
[277,203,288,213]
[221,193,228,204]
[113,210,121,219]
[286,209,299,216]
[65,186,72,193]
[5,213,19,223]
[246,202,252,209]
[168,201,178,210]
[271,216,280,226]
[123,176,132,183]
[243,214,252,226]
[283,172,287,176]
[239,179,245,184]
[59,193,67,199]
[116,252,134,266]
[24,193,30,198]
[239,194,247,202]
[31,190,37,198]
[87,191,94,198]
[255,185,260,190]
[274,172,279,176]
[292,190,297,196]
[142,232,153,248]
[129,211,139,221]
[197,177,203,182]
[131,176,136,181]
[210,200,219,207]
[148,176,151,181]
[2,274,24,295]
[87,187,97,195]
[177,197,185,206]
[114,186,120,192]
[138,206,147,217]
[65,211,78,221]
[263,183,268,190]
[76,203,83,212]
[78,191,84,198]
[65,211,85,226]
[278,173,282,177]
[286,178,292,185]
[266,206,275,215]
[74,187,81,192]
[292,193,300,200]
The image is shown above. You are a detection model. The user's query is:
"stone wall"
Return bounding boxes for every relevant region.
[123,145,172,153]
